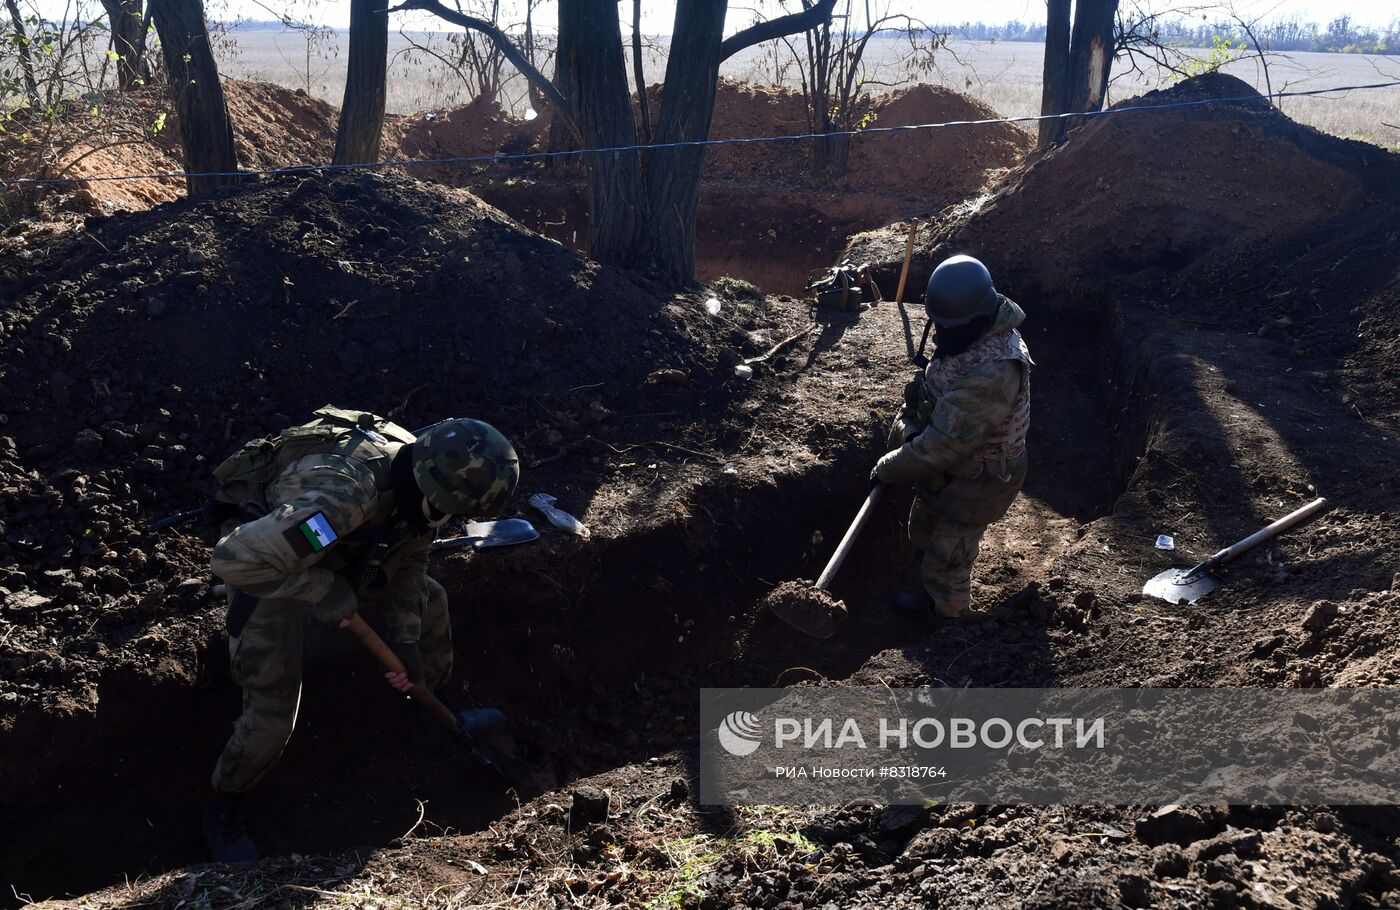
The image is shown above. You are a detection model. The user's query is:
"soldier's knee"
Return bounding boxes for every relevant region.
[249,710,297,753]
[423,653,453,691]
[425,576,447,609]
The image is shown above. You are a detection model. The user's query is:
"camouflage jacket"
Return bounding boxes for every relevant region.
[210,410,435,643]
[875,299,1032,517]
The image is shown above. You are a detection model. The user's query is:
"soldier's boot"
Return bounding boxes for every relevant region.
[921,523,985,620]
[203,792,258,864]
[889,589,934,617]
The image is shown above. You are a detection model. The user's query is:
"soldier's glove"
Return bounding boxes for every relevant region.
[886,415,921,450]
[870,464,883,489]
[902,373,924,410]
[309,574,359,624]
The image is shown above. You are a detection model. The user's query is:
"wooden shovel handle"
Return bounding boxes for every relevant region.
[894,222,918,304]
[816,485,884,591]
[1206,497,1329,570]
[342,614,463,736]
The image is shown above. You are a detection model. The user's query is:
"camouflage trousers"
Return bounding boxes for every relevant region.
[908,496,987,618]
[211,576,452,793]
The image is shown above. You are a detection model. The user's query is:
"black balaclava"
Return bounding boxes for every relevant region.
[391,445,430,530]
[932,313,994,360]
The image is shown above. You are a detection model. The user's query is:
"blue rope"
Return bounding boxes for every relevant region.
[4,79,1398,187]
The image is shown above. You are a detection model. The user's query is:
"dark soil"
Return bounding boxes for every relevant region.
[758,579,847,640]
[0,159,1124,902]
[6,72,1400,910]
[0,171,813,896]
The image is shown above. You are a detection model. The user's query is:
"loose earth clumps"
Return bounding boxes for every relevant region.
[2,71,1400,909]
[759,579,847,639]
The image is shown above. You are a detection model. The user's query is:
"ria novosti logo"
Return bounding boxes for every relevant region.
[716,710,763,756]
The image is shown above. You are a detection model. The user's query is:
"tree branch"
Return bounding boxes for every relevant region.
[387,0,580,142]
[718,0,837,62]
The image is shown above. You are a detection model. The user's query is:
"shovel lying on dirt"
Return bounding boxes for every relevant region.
[432,518,540,551]
[764,484,886,639]
[1142,497,1329,604]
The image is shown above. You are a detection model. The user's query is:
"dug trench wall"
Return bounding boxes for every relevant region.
[0,169,927,898]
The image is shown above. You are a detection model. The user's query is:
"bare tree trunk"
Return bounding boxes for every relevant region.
[333,0,388,165]
[101,0,149,91]
[149,0,241,195]
[4,0,40,107]
[547,0,578,153]
[405,0,833,287]
[1066,0,1118,114]
[1037,0,1071,147]
[631,0,651,145]
[645,0,727,286]
[558,0,647,267]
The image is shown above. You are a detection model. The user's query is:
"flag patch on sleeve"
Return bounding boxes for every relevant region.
[283,511,339,556]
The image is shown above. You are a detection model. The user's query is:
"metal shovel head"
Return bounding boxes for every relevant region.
[1142,566,1222,604]
[432,519,540,551]
[762,582,848,639]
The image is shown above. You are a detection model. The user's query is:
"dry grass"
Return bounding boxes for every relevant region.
[214,32,1400,148]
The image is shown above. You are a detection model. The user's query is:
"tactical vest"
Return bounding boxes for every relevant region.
[917,329,1032,482]
[212,406,416,516]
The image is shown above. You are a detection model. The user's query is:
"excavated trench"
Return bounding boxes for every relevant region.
[468,179,904,296]
[5,276,1151,905]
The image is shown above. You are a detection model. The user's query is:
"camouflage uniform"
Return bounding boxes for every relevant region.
[208,408,452,793]
[875,299,1032,618]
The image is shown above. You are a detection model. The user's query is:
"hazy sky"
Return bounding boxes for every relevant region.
[280,0,1400,31]
[31,0,1400,32]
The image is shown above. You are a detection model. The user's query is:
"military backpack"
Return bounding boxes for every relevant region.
[212,406,415,515]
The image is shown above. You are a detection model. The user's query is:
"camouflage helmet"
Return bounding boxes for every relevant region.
[411,418,519,516]
[925,255,1000,327]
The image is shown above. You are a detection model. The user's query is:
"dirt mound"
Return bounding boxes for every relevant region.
[848,84,1032,198]
[849,72,1397,298]
[700,80,814,182]
[390,95,548,182]
[404,79,1027,199]
[223,80,339,170]
[697,80,1030,196]
[0,172,759,722]
[2,80,341,219]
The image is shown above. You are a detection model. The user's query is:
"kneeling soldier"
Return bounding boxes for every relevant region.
[204,407,518,861]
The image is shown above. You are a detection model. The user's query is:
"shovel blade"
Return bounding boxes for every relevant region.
[1142,567,1222,604]
[464,519,540,546]
[769,599,839,639]
[433,519,540,551]
[763,583,848,639]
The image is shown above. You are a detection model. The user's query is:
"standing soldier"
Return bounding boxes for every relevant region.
[203,406,519,862]
[872,255,1032,620]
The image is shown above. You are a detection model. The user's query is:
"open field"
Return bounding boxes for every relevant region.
[215,32,1400,146]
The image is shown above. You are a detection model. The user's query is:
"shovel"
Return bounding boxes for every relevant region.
[432,518,540,552]
[341,614,554,792]
[342,616,515,774]
[1142,497,1329,604]
[766,484,885,639]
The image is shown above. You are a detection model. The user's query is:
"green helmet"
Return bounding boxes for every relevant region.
[412,418,519,516]
[925,255,999,327]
